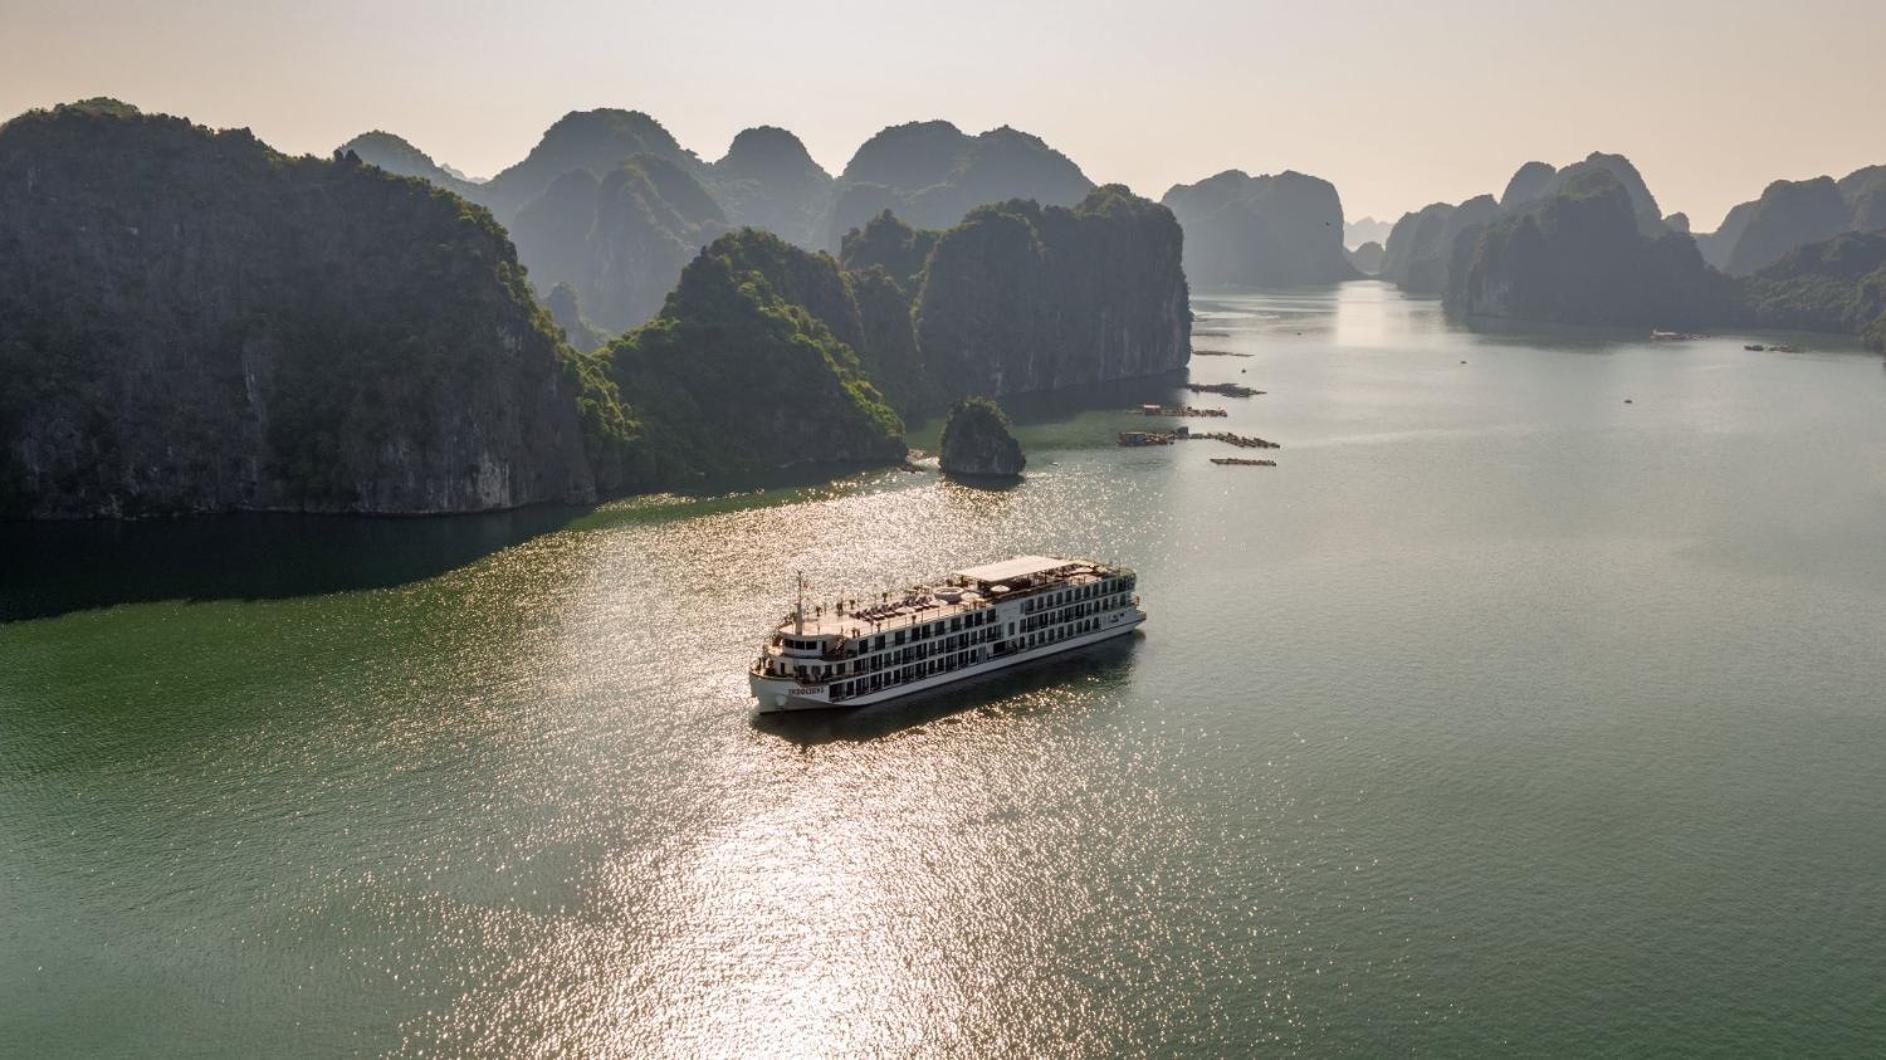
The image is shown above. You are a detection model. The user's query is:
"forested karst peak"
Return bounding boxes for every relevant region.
[478,108,697,221]
[710,125,834,249]
[336,130,475,194]
[839,119,970,186]
[0,101,630,517]
[717,125,830,183]
[824,120,1093,248]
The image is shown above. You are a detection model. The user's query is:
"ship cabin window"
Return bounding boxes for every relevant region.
[894,631,906,645]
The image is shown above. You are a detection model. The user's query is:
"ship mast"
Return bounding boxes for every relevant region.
[794,570,805,635]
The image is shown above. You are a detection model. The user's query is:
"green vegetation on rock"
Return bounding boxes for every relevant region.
[1724,177,1850,276]
[916,186,1191,398]
[825,122,1093,249]
[602,231,906,482]
[0,100,637,518]
[1741,231,1886,348]
[839,210,939,295]
[337,130,477,197]
[1449,170,1733,327]
[472,108,697,222]
[1702,164,1886,274]
[710,126,833,249]
[545,282,608,352]
[938,397,1024,477]
[509,154,729,331]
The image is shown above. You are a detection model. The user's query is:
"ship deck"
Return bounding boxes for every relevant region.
[779,557,1126,639]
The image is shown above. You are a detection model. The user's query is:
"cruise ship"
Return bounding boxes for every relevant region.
[749,556,1145,712]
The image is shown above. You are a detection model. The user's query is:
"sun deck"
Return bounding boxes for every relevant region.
[774,557,1133,640]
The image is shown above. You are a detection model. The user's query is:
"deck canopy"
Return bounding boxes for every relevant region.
[954,555,1073,585]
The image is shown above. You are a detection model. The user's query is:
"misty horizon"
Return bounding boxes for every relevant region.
[5,0,1883,230]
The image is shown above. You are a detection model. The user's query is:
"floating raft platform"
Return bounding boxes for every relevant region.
[1192,349,1253,358]
[1185,382,1264,398]
[1193,432,1280,450]
[1211,457,1276,467]
[1139,404,1227,418]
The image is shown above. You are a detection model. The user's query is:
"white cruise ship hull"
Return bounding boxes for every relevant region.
[750,609,1144,713]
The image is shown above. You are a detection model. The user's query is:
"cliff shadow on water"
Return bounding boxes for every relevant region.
[751,634,1140,746]
[0,507,589,623]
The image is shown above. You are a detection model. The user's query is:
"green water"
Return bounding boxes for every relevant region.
[5,282,1885,1055]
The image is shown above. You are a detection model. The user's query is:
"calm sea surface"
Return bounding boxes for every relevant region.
[5,282,1885,1056]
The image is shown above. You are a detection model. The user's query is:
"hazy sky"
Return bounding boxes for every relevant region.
[4,0,1882,228]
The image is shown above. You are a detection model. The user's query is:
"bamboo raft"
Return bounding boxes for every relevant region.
[1211,457,1276,467]
[1192,349,1253,358]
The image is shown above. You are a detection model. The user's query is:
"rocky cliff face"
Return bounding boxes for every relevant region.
[470,108,697,223]
[1740,231,1886,348]
[710,126,833,248]
[0,101,615,518]
[917,186,1190,397]
[1349,241,1384,274]
[1380,203,1453,289]
[825,122,1093,249]
[1725,177,1851,276]
[1699,164,1886,274]
[1447,170,1732,327]
[603,231,905,482]
[1385,153,1673,301]
[545,283,607,352]
[939,398,1024,477]
[1544,152,1663,232]
[1160,169,1358,287]
[1839,166,1886,232]
[1381,196,1498,293]
[509,155,730,332]
[1499,161,1557,209]
[1697,200,1758,270]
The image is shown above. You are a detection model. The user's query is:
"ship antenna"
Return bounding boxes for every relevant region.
[795,571,805,635]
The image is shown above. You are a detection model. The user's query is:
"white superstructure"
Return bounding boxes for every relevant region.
[748,555,1144,713]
